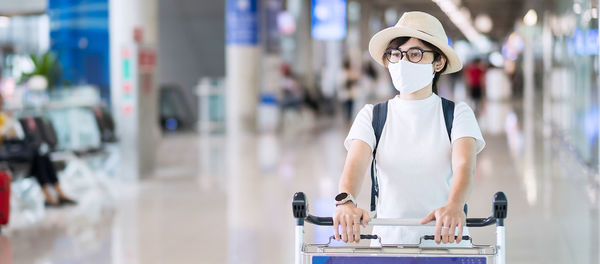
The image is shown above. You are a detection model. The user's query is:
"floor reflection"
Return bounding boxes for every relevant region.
[3,97,599,263]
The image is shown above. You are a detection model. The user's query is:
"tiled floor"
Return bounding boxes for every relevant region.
[3,99,599,264]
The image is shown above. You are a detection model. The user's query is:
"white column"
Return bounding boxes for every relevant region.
[294,0,314,92]
[226,46,260,134]
[226,0,261,134]
[225,1,261,264]
[323,40,342,100]
[109,0,160,180]
[522,31,537,205]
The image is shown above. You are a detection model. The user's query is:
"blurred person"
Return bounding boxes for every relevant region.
[482,62,513,135]
[374,61,395,101]
[281,63,322,131]
[435,70,454,99]
[338,59,359,122]
[332,12,485,246]
[0,95,76,208]
[485,63,512,101]
[352,60,378,121]
[280,64,303,111]
[357,60,378,105]
[464,58,486,112]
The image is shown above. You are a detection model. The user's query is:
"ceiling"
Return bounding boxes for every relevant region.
[366,0,542,42]
[0,0,46,16]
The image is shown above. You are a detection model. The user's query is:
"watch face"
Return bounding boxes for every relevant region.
[335,193,348,201]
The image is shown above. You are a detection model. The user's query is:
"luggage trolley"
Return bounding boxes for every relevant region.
[292,192,507,264]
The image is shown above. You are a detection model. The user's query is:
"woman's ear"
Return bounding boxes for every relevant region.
[434,56,447,73]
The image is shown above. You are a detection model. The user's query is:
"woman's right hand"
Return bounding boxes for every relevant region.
[333,203,370,243]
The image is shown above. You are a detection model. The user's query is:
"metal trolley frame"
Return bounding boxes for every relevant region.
[292,192,508,264]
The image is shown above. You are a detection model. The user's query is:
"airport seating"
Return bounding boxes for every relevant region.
[4,103,119,228]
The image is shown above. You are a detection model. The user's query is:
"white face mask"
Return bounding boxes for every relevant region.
[388,60,435,94]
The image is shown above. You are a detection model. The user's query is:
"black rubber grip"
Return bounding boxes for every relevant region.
[292,192,307,219]
[493,192,508,219]
[466,217,495,227]
[423,235,470,241]
[306,215,334,226]
[359,234,378,240]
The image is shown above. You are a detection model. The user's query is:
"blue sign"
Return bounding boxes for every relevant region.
[226,0,259,45]
[49,0,110,104]
[571,28,599,56]
[312,256,487,264]
[312,0,346,40]
[585,29,598,55]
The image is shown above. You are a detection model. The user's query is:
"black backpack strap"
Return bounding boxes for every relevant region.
[441,97,455,142]
[370,101,388,211]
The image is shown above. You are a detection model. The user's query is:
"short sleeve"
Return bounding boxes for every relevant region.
[344,104,376,151]
[451,102,486,154]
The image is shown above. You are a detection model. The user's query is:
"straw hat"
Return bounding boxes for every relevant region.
[368,11,462,74]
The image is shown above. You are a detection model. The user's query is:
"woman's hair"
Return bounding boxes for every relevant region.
[382,37,448,94]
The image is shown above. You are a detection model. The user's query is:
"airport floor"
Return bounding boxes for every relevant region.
[3,100,599,264]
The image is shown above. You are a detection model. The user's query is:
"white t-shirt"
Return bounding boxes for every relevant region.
[344,93,485,245]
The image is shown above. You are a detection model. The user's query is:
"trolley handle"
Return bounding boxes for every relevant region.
[306,215,333,226]
[423,235,470,241]
[359,234,378,240]
[293,191,507,227]
[466,217,495,227]
[323,234,382,246]
[304,215,496,227]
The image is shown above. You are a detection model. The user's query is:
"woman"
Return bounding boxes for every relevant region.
[332,11,485,245]
[0,95,76,207]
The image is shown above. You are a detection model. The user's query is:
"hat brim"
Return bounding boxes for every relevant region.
[368,27,462,75]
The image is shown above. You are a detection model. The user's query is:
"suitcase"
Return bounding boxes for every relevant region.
[0,169,11,228]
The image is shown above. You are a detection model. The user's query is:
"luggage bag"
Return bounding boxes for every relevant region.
[0,169,12,230]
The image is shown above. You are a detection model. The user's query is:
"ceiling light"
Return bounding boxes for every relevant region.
[523,9,538,26]
[573,3,582,14]
[489,51,504,67]
[475,14,493,33]
[0,16,10,28]
[460,7,471,20]
[583,10,592,23]
[431,0,484,47]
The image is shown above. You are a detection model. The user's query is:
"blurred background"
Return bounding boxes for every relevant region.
[0,0,598,263]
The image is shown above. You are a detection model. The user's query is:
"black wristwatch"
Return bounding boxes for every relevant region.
[335,192,357,207]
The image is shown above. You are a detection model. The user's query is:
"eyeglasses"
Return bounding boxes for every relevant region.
[384,47,437,64]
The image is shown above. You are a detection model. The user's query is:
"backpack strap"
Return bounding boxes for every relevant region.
[370,101,388,211]
[441,97,455,142]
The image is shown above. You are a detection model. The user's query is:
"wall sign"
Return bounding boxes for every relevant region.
[311,0,346,40]
[226,0,259,45]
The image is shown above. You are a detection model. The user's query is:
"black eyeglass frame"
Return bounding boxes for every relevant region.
[384,47,438,64]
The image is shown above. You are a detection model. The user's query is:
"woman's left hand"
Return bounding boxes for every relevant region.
[420,203,466,244]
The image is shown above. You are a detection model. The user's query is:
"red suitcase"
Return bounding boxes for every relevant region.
[0,169,11,228]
